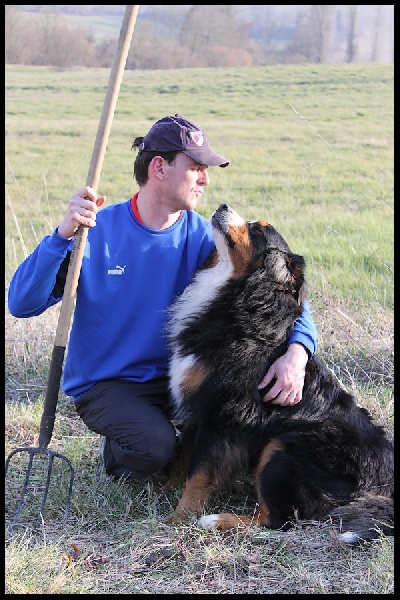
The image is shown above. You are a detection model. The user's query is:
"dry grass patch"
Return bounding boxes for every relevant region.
[5,284,394,594]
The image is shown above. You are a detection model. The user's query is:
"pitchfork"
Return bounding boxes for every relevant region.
[5,5,140,533]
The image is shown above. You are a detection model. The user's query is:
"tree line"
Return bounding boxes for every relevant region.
[5,5,394,70]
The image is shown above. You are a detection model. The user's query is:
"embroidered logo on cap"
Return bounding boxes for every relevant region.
[189,131,204,147]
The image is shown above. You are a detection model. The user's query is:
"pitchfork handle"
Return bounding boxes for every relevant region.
[38,346,66,447]
[38,6,140,448]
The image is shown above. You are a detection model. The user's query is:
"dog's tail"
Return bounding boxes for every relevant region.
[328,492,394,544]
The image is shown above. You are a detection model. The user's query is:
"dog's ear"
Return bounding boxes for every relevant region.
[287,252,306,306]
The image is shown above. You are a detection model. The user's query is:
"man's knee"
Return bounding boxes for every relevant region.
[139,426,178,473]
[119,425,177,478]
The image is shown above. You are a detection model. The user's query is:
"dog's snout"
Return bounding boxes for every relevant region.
[215,203,229,214]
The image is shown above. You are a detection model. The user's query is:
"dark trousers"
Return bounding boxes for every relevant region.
[75,378,178,480]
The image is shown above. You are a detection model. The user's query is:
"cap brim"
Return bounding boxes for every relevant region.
[183,149,229,168]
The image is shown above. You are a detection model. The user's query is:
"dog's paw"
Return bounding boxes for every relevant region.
[197,514,220,529]
[198,512,258,531]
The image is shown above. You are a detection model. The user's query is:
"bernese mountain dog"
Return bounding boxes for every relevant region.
[166,203,394,545]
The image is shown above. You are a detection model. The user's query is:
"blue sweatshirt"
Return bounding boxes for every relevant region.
[8,198,318,400]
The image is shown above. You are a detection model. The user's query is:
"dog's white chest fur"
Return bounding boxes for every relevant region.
[168,255,232,413]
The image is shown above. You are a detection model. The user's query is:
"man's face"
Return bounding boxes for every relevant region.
[162,152,210,212]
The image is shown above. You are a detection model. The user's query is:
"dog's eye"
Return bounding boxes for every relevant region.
[249,222,265,235]
[250,223,269,245]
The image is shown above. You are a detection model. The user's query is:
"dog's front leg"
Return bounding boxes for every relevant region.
[168,470,217,524]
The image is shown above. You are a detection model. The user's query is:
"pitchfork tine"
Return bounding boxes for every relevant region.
[32,451,75,532]
[5,446,75,532]
[6,448,35,530]
[33,453,54,532]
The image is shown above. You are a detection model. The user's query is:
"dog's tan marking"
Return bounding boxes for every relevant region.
[168,471,216,524]
[181,362,210,396]
[197,440,285,532]
[255,439,285,480]
[227,224,253,277]
[253,439,285,526]
[226,219,271,278]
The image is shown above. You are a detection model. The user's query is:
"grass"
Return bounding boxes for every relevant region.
[5,64,394,307]
[5,63,393,594]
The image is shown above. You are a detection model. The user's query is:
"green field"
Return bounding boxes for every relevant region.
[5,64,394,595]
[5,63,394,309]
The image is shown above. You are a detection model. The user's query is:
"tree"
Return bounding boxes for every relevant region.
[178,5,257,68]
[5,5,34,64]
[31,8,96,68]
[346,5,359,63]
[371,5,383,62]
[5,5,97,68]
[5,5,394,68]
[309,5,336,63]
[283,8,314,64]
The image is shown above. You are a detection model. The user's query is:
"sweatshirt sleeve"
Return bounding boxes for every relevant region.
[287,300,318,359]
[8,229,72,318]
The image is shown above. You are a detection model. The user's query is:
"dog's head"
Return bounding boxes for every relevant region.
[210,203,306,306]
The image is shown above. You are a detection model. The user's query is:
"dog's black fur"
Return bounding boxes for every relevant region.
[167,204,394,544]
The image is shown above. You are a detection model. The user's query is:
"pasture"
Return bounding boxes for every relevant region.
[5,63,393,594]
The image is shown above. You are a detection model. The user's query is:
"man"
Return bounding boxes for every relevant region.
[8,114,318,481]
